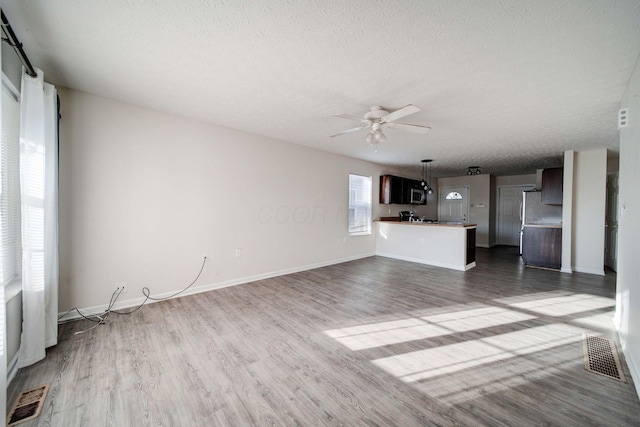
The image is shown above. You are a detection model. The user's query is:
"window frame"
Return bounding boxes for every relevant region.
[1,74,22,291]
[348,173,372,236]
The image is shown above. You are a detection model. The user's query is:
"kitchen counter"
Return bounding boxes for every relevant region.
[376,221,476,271]
[376,219,477,228]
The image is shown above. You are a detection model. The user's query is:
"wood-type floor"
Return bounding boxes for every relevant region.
[8,247,640,426]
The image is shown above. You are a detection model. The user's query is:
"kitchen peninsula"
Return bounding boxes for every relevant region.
[375,220,477,271]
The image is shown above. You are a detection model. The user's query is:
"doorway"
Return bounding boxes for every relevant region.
[438,186,469,223]
[605,173,619,271]
[497,185,534,246]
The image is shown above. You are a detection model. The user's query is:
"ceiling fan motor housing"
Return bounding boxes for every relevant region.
[364,106,389,121]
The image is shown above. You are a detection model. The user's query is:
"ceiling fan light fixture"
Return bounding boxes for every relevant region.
[365,132,374,144]
[332,105,430,150]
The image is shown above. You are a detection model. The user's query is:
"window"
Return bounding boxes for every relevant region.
[1,83,22,286]
[445,191,463,200]
[348,174,372,235]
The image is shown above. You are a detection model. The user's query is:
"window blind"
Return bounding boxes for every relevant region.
[1,85,21,286]
[348,174,372,235]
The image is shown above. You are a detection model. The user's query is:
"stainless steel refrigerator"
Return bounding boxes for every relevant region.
[520,191,563,252]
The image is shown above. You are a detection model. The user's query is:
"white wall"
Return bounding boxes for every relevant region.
[437,174,491,247]
[0,39,6,423]
[572,149,607,275]
[561,151,574,273]
[616,53,640,397]
[494,174,537,188]
[58,88,387,312]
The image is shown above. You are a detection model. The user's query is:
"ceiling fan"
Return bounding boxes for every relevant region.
[330,105,431,147]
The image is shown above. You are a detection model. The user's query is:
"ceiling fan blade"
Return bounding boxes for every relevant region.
[334,113,367,122]
[389,123,432,134]
[381,104,420,123]
[330,125,369,137]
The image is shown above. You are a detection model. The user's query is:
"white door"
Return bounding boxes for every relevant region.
[497,185,534,246]
[605,173,619,271]
[439,186,469,223]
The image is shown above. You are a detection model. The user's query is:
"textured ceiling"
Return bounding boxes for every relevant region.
[4,0,640,177]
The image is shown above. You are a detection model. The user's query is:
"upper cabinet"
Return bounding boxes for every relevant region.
[380,175,426,205]
[541,167,563,205]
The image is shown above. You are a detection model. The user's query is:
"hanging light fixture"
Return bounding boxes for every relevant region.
[365,122,386,151]
[467,166,481,175]
[365,131,380,152]
[421,159,434,195]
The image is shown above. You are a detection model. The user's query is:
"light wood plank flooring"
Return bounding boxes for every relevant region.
[8,247,640,426]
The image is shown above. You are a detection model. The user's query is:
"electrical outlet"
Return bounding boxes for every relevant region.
[115,282,127,293]
[235,248,242,257]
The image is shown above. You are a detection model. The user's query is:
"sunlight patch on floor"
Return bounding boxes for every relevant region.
[371,323,580,382]
[414,353,579,405]
[324,304,535,351]
[495,292,614,316]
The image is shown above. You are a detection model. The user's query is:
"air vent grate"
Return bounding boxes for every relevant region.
[583,334,626,383]
[7,384,49,426]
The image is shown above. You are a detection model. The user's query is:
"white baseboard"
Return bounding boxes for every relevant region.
[614,313,640,400]
[560,267,573,274]
[572,266,605,276]
[58,253,376,321]
[7,352,19,385]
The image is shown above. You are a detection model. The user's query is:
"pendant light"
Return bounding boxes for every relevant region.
[421,159,434,195]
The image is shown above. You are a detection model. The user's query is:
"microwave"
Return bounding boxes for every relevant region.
[410,187,425,204]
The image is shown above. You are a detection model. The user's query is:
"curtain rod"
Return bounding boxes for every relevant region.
[1,10,37,78]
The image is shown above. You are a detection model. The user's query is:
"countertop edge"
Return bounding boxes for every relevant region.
[375,220,477,229]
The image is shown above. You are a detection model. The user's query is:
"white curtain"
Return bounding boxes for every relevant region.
[17,68,58,368]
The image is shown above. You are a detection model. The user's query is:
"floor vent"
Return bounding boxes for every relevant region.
[7,384,50,427]
[583,334,626,383]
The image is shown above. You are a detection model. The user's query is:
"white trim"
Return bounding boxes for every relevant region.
[5,279,21,301]
[560,267,573,274]
[572,267,605,276]
[376,252,470,271]
[2,73,20,99]
[7,353,19,385]
[58,253,375,321]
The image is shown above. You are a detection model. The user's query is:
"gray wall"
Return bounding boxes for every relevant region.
[1,45,22,89]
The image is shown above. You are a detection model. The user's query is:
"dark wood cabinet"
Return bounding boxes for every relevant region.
[466,228,476,265]
[379,175,426,205]
[542,167,563,205]
[387,175,401,204]
[522,226,562,269]
[380,175,403,204]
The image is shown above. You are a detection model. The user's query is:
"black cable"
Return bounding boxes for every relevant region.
[58,287,124,324]
[58,308,103,323]
[60,257,206,328]
[73,287,124,335]
[112,256,207,315]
